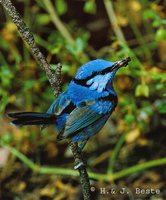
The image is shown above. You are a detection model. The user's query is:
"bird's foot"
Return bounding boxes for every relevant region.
[74,161,85,170]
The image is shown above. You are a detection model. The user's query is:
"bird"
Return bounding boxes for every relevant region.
[8,57,131,150]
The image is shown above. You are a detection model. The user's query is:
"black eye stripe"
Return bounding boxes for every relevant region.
[99,65,116,75]
[73,78,88,86]
[73,64,117,86]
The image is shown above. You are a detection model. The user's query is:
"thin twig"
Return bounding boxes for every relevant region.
[107,132,127,174]
[0,1,91,199]
[69,142,91,200]
[5,146,166,182]
[103,0,143,69]
[103,0,126,46]
[42,0,75,45]
[41,0,89,62]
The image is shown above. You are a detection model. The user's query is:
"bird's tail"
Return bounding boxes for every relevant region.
[7,112,56,127]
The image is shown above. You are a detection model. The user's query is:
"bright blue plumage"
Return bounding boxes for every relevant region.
[8,57,131,150]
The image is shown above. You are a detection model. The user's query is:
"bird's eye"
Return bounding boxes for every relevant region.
[98,66,112,76]
[98,71,105,75]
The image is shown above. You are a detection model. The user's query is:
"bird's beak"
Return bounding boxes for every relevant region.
[113,57,131,69]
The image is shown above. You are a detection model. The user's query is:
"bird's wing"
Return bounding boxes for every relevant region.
[61,106,103,139]
[47,91,71,115]
[41,91,72,130]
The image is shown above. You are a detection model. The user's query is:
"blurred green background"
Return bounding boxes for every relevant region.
[0,0,166,199]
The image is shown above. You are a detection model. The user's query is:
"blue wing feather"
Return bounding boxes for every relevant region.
[42,91,71,131]
[71,114,110,142]
[47,91,71,115]
[62,107,103,138]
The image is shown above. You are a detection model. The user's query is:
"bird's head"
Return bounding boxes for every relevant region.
[73,57,131,93]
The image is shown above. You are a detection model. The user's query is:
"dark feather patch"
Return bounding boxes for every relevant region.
[7,112,54,119]
[7,112,56,127]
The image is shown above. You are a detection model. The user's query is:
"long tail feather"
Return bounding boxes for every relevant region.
[7,112,56,127]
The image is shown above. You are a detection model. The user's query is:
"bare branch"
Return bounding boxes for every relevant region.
[70,142,91,200]
[42,0,75,45]
[0,0,91,199]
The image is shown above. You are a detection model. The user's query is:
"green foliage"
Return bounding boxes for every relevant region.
[0,1,166,198]
[155,28,166,42]
[124,114,135,124]
[1,132,13,145]
[135,84,149,97]
[55,0,68,15]
[158,102,166,113]
[36,14,51,25]
[143,8,166,27]
[84,0,96,14]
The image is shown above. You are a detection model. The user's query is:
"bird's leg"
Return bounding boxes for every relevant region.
[69,139,89,170]
[69,142,85,170]
[78,139,89,152]
[73,139,89,169]
[74,161,84,170]
[74,138,89,169]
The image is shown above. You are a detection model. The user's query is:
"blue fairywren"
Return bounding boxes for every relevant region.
[8,57,131,150]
